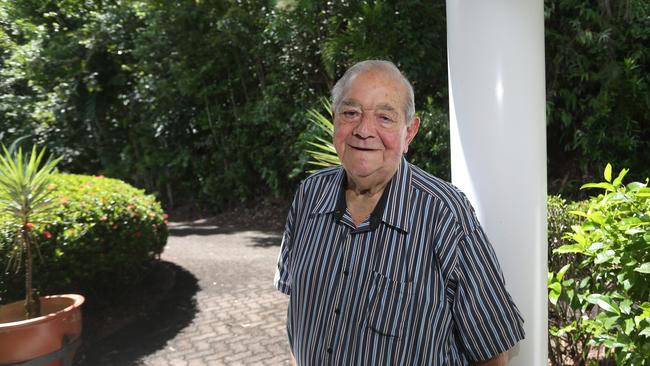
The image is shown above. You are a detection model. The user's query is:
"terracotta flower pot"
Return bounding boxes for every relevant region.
[0,294,85,366]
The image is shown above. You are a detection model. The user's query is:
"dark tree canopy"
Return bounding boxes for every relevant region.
[1,0,647,209]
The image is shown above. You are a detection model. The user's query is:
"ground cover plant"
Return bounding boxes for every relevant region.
[548,165,650,365]
[0,172,168,305]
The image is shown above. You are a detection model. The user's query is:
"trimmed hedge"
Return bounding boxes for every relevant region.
[0,174,168,304]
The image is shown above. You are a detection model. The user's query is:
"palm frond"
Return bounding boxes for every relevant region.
[0,145,61,223]
[304,98,340,171]
[307,140,337,153]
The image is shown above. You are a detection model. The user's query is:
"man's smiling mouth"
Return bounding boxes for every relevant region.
[350,146,378,151]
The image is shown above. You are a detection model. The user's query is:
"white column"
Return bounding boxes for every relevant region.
[446,1,547,365]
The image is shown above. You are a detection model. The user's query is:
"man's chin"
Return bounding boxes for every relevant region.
[344,164,381,180]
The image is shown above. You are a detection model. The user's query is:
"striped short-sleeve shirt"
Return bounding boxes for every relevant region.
[274,158,525,365]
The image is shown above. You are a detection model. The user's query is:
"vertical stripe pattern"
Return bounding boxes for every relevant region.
[274,158,525,365]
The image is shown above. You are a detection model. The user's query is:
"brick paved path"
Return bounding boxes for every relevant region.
[143,224,291,366]
[78,222,291,365]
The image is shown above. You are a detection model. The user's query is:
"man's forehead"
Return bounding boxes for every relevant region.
[340,99,398,112]
[343,70,407,107]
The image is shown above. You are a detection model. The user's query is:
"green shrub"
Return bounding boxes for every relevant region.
[548,165,650,365]
[547,195,589,273]
[0,173,168,304]
[547,195,596,364]
[406,96,450,181]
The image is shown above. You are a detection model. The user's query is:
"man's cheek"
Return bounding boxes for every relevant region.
[333,129,347,147]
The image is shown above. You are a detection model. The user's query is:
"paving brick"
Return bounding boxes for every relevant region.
[79,227,292,366]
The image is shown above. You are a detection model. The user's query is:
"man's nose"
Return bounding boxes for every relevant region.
[352,113,374,138]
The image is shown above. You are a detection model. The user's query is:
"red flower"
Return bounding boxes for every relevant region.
[163,213,169,219]
[43,231,53,239]
[23,223,34,230]
[163,220,169,225]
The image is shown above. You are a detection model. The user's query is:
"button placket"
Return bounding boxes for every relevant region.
[323,229,354,363]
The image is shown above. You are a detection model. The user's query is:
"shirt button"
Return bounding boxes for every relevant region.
[343,270,349,276]
[327,347,333,354]
[334,308,340,314]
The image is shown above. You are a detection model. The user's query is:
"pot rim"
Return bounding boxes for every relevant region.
[0,294,85,329]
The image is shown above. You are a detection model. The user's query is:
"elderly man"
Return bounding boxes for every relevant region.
[274,60,524,365]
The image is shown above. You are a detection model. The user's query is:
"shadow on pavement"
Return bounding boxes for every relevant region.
[168,224,242,237]
[76,262,199,366]
[168,224,283,238]
[249,234,282,247]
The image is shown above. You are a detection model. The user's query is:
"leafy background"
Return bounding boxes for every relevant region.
[3,0,646,211]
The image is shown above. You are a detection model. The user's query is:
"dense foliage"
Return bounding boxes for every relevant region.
[548,165,650,365]
[545,0,650,195]
[0,173,168,304]
[0,0,647,207]
[0,0,447,210]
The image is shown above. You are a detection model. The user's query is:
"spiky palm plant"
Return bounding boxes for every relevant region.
[304,99,340,172]
[0,145,61,319]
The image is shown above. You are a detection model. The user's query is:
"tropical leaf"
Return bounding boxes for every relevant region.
[304,99,340,172]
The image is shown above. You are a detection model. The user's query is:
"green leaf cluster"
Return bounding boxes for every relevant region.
[301,99,339,172]
[0,173,168,305]
[548,164,650,365]
[0,0,449,211]
[0,145,60,228]
[0,0,647,210]
[545,0,650,195]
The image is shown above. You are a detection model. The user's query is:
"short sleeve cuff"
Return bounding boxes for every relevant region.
[274,280,291,295]
[470,324,525,362]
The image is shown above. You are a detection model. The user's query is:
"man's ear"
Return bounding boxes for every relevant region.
[403,116,420,154]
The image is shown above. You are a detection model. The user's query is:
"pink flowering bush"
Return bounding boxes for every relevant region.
[0,174,167,304]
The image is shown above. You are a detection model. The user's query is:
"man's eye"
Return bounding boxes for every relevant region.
[343,110,360,118]
[378,115,394,123]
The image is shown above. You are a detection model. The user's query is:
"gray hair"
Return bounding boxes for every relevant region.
[331,60,416,124]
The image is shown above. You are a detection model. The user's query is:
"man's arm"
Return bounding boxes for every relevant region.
[477,352,508,366]
[289,352,297,366]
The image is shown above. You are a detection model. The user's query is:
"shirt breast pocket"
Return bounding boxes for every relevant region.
[363,271,412,339]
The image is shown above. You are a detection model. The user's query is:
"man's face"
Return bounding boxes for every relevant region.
[333,70,419,184]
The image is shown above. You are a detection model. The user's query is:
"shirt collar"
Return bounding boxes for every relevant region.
[378,157,411,232]
[310,167,345,216]
[310,157,412,233]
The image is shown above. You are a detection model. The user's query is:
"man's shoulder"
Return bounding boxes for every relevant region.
[408,162,478,232]
[408,163,464,202]
[294,165,343,198]
[303,165,342,181]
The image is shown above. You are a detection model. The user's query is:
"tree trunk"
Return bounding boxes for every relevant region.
[23,228,39,319]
